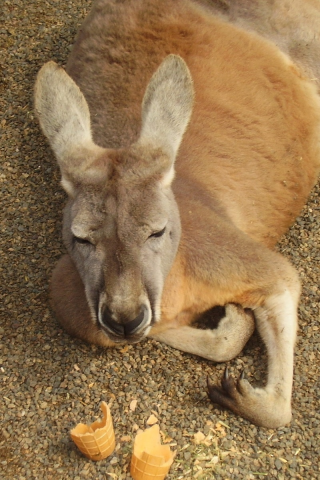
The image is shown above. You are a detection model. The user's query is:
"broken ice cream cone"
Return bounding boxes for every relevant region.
[130,424,175,480]
[70,401,115,461]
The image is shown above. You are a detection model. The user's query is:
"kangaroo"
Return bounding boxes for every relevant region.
[34,0,320,428]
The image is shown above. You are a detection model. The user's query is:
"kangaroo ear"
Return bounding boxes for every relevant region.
[138,55,194,180]
[34,61,106,195]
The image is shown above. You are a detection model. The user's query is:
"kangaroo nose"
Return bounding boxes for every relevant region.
[101,305,149,338]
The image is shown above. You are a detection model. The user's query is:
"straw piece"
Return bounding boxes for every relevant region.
[130,424,175,480]
[70,402,115,461]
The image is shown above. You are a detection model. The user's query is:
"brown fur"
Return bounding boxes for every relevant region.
[66,0,320,245]
[35,0,320,427]
[196,0,320,90]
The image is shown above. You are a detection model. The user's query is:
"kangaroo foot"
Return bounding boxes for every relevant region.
[207,367,292,428]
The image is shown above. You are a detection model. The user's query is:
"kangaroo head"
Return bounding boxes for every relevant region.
[35,55,194,343]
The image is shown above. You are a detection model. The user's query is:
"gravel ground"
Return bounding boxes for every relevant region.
[1,1,319,479]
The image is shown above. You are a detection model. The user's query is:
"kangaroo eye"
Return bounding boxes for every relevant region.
[149,227,166,239]
[73,236,92,246]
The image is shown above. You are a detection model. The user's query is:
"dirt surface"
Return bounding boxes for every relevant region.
[1,1,319,479]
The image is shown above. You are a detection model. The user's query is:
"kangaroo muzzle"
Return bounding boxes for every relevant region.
[99,304,150,340]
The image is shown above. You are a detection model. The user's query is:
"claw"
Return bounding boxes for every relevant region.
[207,375,227,405]
[207,370,237,415]
[207,375,220,393]
[240,369,245,380]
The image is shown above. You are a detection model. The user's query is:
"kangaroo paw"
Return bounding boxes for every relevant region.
[207,368,292,428]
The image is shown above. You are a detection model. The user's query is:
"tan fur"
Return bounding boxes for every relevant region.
[197,0,320,90]
[35,0,320,428]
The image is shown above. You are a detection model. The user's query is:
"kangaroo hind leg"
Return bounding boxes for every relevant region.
[208,279,299,428]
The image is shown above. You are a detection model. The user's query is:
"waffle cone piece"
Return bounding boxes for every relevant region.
[70,401,115,461]
[130,424,175,480]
